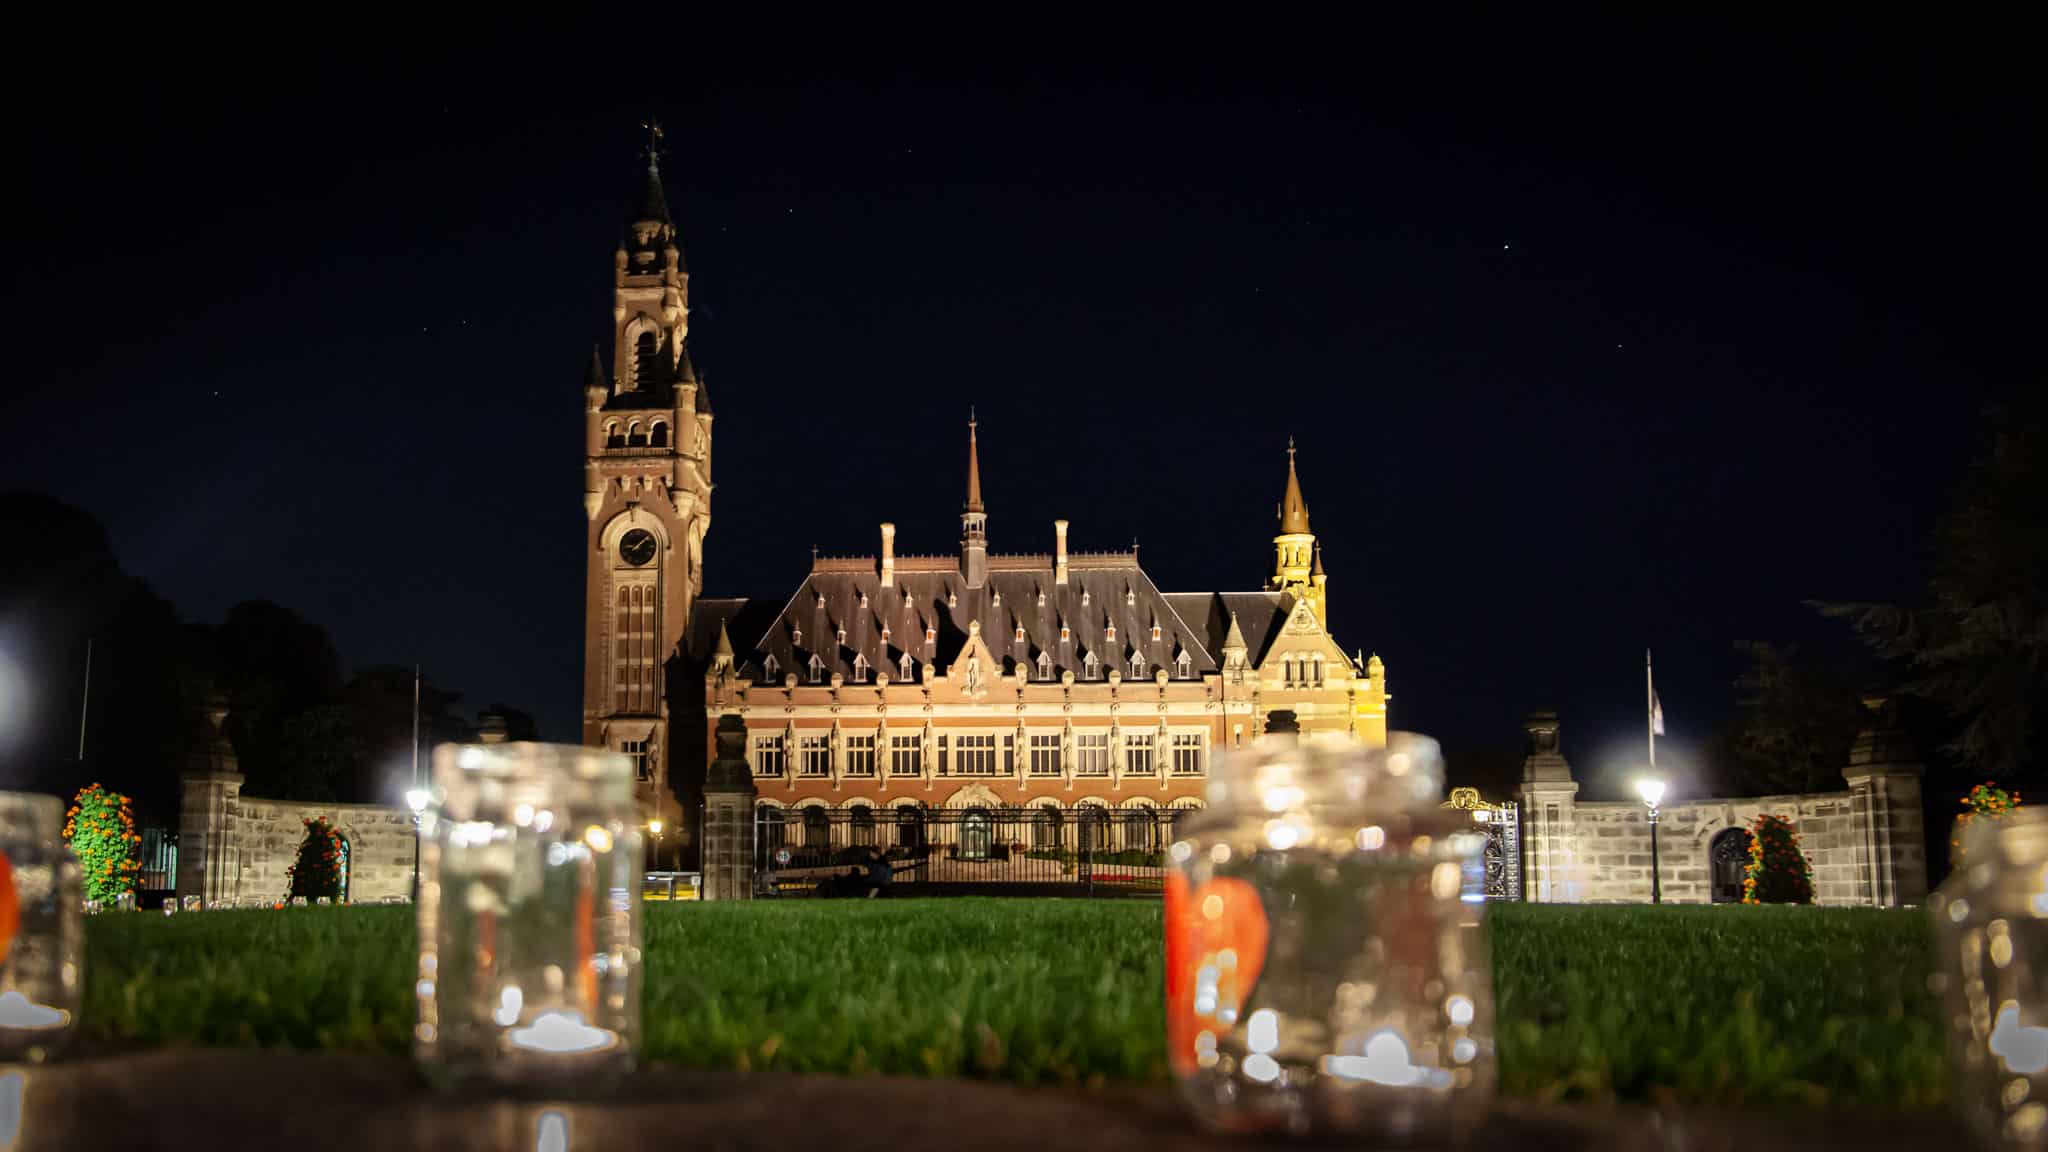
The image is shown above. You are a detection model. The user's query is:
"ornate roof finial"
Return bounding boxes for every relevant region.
[642,118,665,172]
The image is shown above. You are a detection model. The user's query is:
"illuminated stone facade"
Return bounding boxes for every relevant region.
[573,159,1391,863]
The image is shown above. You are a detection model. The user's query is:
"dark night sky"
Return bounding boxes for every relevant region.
[5,23,2035,801]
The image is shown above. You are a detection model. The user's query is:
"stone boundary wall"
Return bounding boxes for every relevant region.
[1544,793,1864,905]
[178,770,415,905]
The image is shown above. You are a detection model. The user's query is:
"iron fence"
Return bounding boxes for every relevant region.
[754,804,1188,897]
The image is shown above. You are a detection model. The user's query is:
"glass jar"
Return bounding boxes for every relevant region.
[414,742,644,1091]
[1166,719,1494,1141]
[0,791,83,1063]
[1931,807,2048,1149]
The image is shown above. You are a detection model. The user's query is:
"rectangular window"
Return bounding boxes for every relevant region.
[1125,732,1156,777]
[889,734,922,776]
[751,735,785,778]
[1171,732,1204,776]
[845,734,877,777]
[952,733,998,776]
[1028,733,1062,777]
[1075,733,1110,776]
[799,735,831,777]
[621,739,652,782]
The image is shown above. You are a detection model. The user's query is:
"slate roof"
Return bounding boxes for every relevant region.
[698,557,1226,685]
[1162,591,1290,666]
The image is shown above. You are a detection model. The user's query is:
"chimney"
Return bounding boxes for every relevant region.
[1054,519,1070,585]
[880,522,896,587]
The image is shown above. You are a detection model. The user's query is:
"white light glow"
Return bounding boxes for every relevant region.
[514,803,535,827]
[1242,1053,1281,1082]
[1991,1003,2048,1076]
[1446,995,1475,1026]
[584,826,613,853]
[1356,826,1385,851]
[1452,1038,1477,1063]
[1261,784,1306,813]
[405,788,431,814]
[1321,1030,1451,1088]
[536,1109,570,1152]
[495,985,525,1027]
[459,748,485,770]
[1264,817,1309,851]
[0,990,69,1030]
[1635,778,1666,808]
[506,1011,618,1055]
[1247,1009,1279,1054]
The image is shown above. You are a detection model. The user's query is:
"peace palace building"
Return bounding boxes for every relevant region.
[579,154,1391,862]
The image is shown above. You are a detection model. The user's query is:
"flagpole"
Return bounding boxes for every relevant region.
[1645,648,1656,775]
[412,665,421,792]
[77,637,92,763]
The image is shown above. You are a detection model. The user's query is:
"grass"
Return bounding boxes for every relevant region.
[81,900,1946,1107]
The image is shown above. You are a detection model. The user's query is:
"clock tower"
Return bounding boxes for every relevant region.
[580,129,711,850]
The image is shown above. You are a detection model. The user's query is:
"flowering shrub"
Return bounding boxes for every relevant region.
[1951,781,2023,865]
[286,817,347,902]
[63,783,142,904]
[1742,813,1814,905]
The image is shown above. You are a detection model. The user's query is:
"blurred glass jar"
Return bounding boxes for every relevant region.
[1166,716,1493,1141]
[0,791,83,1063]
[415,742,644,1091]
[1931,808,2048,1149]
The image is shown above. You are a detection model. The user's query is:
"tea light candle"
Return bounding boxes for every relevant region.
[0,990,68,1030]
[413,742,643,1089]
[0,791,83,1062]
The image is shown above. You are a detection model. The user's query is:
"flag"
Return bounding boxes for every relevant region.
[1651,689,1665,736]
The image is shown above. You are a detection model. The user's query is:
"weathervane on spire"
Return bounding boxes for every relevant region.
[1288,434,1296,461]
[641,118,666,171]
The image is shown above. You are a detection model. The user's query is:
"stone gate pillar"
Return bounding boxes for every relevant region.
[700,715,757,900]
[1842,695,1928,907]
[1516,711,1581,903]
[176,693,244,905]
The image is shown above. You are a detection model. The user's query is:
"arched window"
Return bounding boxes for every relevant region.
[1121,808,1160,854]
[851,806,877,847]
[960,807,993,861]
[1032,806,1063,849]
[896,805,927,851]
[757,806,787,863]
[336,835,352,902]
[802,806,829,851]
[649,420,669,448]
[1076,805,1108,853]
[634,331,658,388]
[605,421,624,449]
[1710,828,1754,904]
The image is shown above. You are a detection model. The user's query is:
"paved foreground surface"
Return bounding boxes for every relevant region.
[1,1051,1965,1150]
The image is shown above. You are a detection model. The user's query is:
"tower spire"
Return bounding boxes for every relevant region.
[965,407,985,514]
[638,119,671,225]
[960,408,988,587]
[1279,435,1310,535]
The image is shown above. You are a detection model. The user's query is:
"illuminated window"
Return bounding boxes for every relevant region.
[1105,621,1116,642]
[952,734,998,776]
[1014,622,1026,642]
[925,624,936,645]
[889,734,922,776]
[751,735,786,777]
[798,735,831,776]
[621,739,652,782]
[1075,734,1110,776]
[1028,733,1062,776]
[1151,622,1162,641]
[845,734,877,777]
[1125,732,1156,777]
[1036,650,1053,680]
[899,652,914,680]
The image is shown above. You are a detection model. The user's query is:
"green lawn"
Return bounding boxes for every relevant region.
[81,900,1946,1106]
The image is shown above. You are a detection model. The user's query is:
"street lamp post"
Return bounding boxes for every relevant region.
[1636,777,1666,904]
[405,787,430,901]
[648,819,665,872]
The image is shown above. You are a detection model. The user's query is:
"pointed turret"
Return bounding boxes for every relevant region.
[1279,436,1310,535]
[961,410,988,588]
[639,156,673,226]
[713,616,735,671]
[1223,611,1249,663]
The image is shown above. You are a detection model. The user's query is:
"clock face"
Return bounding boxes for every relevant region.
[620,529,658,567]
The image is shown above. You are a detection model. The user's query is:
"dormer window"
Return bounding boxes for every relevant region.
[1037,589,1046,607]
[992,590,1001,607]
[1083,651,1100,679]
[925,624,936,645]
[1151,622,1162,641]
[852,653,869,682]
[881,622,892,643]
[1081,589,1091,607]
[1175,650,1193,678]
[905,592,915,608]
[836,626,847,645]
[1060,622,1071,643]
[948,590,959,608]
[1130,653,1146,678]
[1105,621,1117,642]
[1036,651,1053,680]
[1126,586,1136,606]
[899,652,914,680]
[792,625,803,647]
[763,654,780,680]
[1014,622,1026,643]
[809,654,825,683]
[858,590,868,606]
